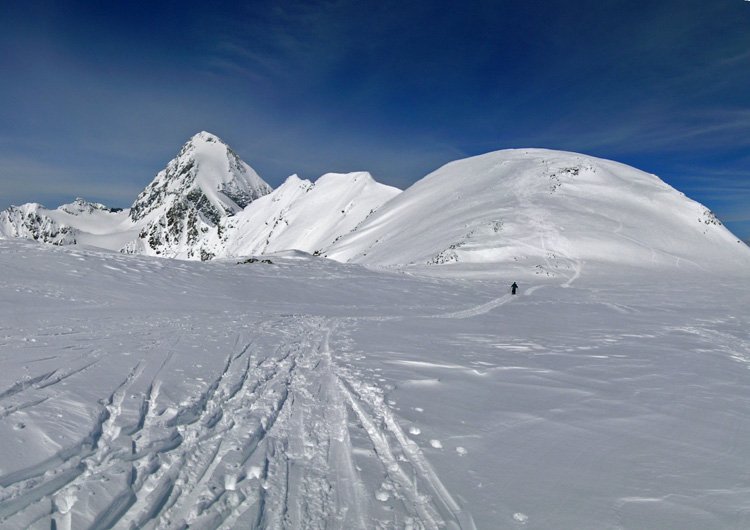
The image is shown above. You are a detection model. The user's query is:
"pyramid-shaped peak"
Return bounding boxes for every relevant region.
[176,131,232,159]
[129,132,272,224]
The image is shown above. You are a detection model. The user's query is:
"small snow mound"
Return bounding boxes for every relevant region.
[513,512,529,524]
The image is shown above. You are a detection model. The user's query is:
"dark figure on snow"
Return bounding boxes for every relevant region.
[511,282,518,295]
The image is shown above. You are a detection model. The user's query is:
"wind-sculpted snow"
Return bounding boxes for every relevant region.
[2,235,750,528]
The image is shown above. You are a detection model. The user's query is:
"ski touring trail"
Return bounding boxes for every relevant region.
[0,313,477,529]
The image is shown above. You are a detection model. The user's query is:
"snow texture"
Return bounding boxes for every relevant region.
[1,235,750,529]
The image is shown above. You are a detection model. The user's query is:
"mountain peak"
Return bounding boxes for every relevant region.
[129,132,272,224]
[191,130,221,143]
[123,132,273,259]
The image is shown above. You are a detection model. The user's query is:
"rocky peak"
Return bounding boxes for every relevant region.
[58,198,115,215]
[123,132,273,260]
[129,132,272,225]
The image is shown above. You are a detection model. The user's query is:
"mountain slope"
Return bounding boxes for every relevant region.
[214,172,401,258]
[325,149,750,274]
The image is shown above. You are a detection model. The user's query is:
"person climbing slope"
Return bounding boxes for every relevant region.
[511,282,518,295]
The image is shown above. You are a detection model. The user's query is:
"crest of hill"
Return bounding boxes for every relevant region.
[214,171,401,258]
[325,149,750,275]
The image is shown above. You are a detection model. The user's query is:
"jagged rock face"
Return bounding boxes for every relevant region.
[129,132,271,224]
[0,204,78,246]
[122,198,217,260]
[124,132,272,259]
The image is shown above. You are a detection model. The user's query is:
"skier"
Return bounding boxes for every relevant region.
[511,282,518,295]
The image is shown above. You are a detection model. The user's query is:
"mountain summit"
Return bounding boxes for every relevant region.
[129,132,271,224]
[123,132,273,259]
[2,140,748,275]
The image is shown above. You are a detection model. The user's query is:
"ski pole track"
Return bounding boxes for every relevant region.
[0,314,474,529]
[0,358,101,402]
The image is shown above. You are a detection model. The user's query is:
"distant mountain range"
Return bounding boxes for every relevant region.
[2,132,748,274]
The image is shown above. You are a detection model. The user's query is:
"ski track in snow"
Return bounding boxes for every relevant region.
[0,312,477,529]
[431,294,513,319]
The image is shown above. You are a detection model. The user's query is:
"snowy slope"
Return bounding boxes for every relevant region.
[326,149,750,275]
[2,239,750,529]
[215,172,400,257]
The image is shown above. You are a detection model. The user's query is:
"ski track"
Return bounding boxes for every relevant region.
[0,313,476,529]
[432,294,513,319]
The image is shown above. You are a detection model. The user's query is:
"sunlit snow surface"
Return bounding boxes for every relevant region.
[2,239,750,529]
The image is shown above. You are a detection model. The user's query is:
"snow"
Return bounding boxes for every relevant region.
[217,172,400,257]
[326,149,749,273]
[2,237,750,529]
[0,134,399,262]
[4,138,750,528]
[128,131,272,225]
[0,201,136,251]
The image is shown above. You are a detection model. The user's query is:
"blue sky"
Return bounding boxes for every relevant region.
[2,0,750,239]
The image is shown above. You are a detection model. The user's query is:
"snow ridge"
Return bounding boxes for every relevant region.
[216,172,401,258]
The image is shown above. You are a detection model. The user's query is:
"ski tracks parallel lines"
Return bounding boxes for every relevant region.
[337,370,476,530]
[1,315,476,530]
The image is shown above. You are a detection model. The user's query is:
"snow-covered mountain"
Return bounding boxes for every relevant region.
[326,149,750,274]
[3,141,749,274]
[0,132,401,261]
[0,199,131,249]
[122,131,273,259]
[213,172,400,258]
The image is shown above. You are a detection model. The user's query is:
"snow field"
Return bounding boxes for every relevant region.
[2,239,750,529]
